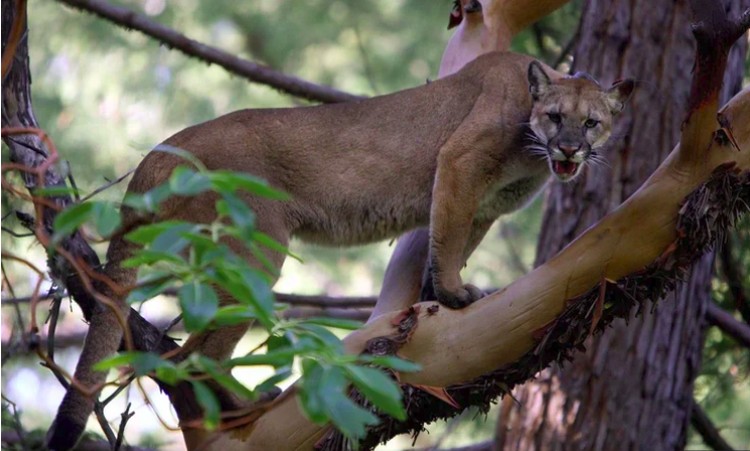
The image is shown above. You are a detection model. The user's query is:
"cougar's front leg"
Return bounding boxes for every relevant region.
[429,144,492,309]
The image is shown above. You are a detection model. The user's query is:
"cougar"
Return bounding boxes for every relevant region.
[47,52,633,449]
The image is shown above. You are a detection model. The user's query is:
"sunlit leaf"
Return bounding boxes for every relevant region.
[179,282,218,332]
[345,364,405,420]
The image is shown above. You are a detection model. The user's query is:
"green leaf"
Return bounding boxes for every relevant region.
[52,202,94,241]
[217,192,255,231]
[256,367,292,394]
[93,351,139,372]
[152,144,207,172]
[126,272,174,304]
[169,166,212,195]
[228,348,298,368]
[151,222,197,255]
[125,221,193,245]
[251,231,300,262]
[211,263,274,329]
[91,202,121,237]
[93,351,166,377]
[325,389,379,440]
[298,360,327,424]
[179,282,218,332]
[358,355,421,373]
[193,355,255,400]
[191,380,220,430]
[302,317,363,330]
[299,323,344,351]
[208,171,288,200]
[35,186,79,197]
[155,364,189,386]
[122,183,172,212]
[344,365,405,420]
[122,249,185,267]
[212,305,258,327]
[309,365,379,440]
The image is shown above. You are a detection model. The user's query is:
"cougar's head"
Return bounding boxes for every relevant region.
[526,61,634,181]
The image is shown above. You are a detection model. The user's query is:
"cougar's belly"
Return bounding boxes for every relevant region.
[292,195,432,246]
[476,173,550,222]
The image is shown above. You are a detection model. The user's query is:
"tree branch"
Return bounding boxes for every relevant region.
[52,0,363,104]
[718,234,750,322]
[706,301,750,348]
[691,399,734,451]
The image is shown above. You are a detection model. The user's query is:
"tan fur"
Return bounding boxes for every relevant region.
[49,51,632,449]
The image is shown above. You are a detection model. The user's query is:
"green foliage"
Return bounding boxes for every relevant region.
[54,154,419,441]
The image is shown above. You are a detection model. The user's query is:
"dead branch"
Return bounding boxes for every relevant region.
[691,399,734,451]
[52,0,362,104]
[706,301,750,348]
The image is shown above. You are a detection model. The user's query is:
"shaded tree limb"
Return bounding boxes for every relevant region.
[52,0,363,104]
[718,234,750,322]
[691,399,734,451]
[706,300,750,348]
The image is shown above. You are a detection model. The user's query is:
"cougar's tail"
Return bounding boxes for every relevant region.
[46,231,140,450]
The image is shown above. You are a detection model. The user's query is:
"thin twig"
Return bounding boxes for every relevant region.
[80,168,136,202]
[691,399,734,451]
[94,400,118,447]
[101,376,135,406]
[46,293,63,362]
[1,396,28,450]
[115,403,135,451]
[53,0,363,104]
[1,225,35,237]
[66,161,81,202]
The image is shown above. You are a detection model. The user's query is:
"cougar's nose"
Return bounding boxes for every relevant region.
[558,143,581,158]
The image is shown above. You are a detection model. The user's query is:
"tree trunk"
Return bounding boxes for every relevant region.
[498,1,749,450]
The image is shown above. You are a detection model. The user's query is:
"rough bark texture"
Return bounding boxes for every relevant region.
[498,0,749,450]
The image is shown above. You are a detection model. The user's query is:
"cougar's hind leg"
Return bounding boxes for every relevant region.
[176,194,290,364]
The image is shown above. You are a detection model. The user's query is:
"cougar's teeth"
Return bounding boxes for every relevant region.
[552,160,579,177]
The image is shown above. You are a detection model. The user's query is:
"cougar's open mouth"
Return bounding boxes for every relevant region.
[551,160,580,179]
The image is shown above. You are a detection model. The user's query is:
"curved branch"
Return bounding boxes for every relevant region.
[52,0,363,104]
[706,301,750,348]
[691,399,734,451]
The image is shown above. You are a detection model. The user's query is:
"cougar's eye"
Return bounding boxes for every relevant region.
[584,118,599,128]
[547,112,561,123]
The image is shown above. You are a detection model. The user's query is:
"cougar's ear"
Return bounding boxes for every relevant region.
[528,61,551,101]
[606,79,635,114]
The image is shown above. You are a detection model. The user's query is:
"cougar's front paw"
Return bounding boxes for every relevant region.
[435,283,485,309]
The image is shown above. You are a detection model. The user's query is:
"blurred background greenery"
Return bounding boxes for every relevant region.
[1,0,747,449]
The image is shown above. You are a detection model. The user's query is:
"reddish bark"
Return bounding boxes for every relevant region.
[498,0,749,450]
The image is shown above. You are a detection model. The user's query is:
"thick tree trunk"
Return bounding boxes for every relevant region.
[498,1,749,450]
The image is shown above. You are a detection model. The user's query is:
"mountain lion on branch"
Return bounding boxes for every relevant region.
[48,52,633,450]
